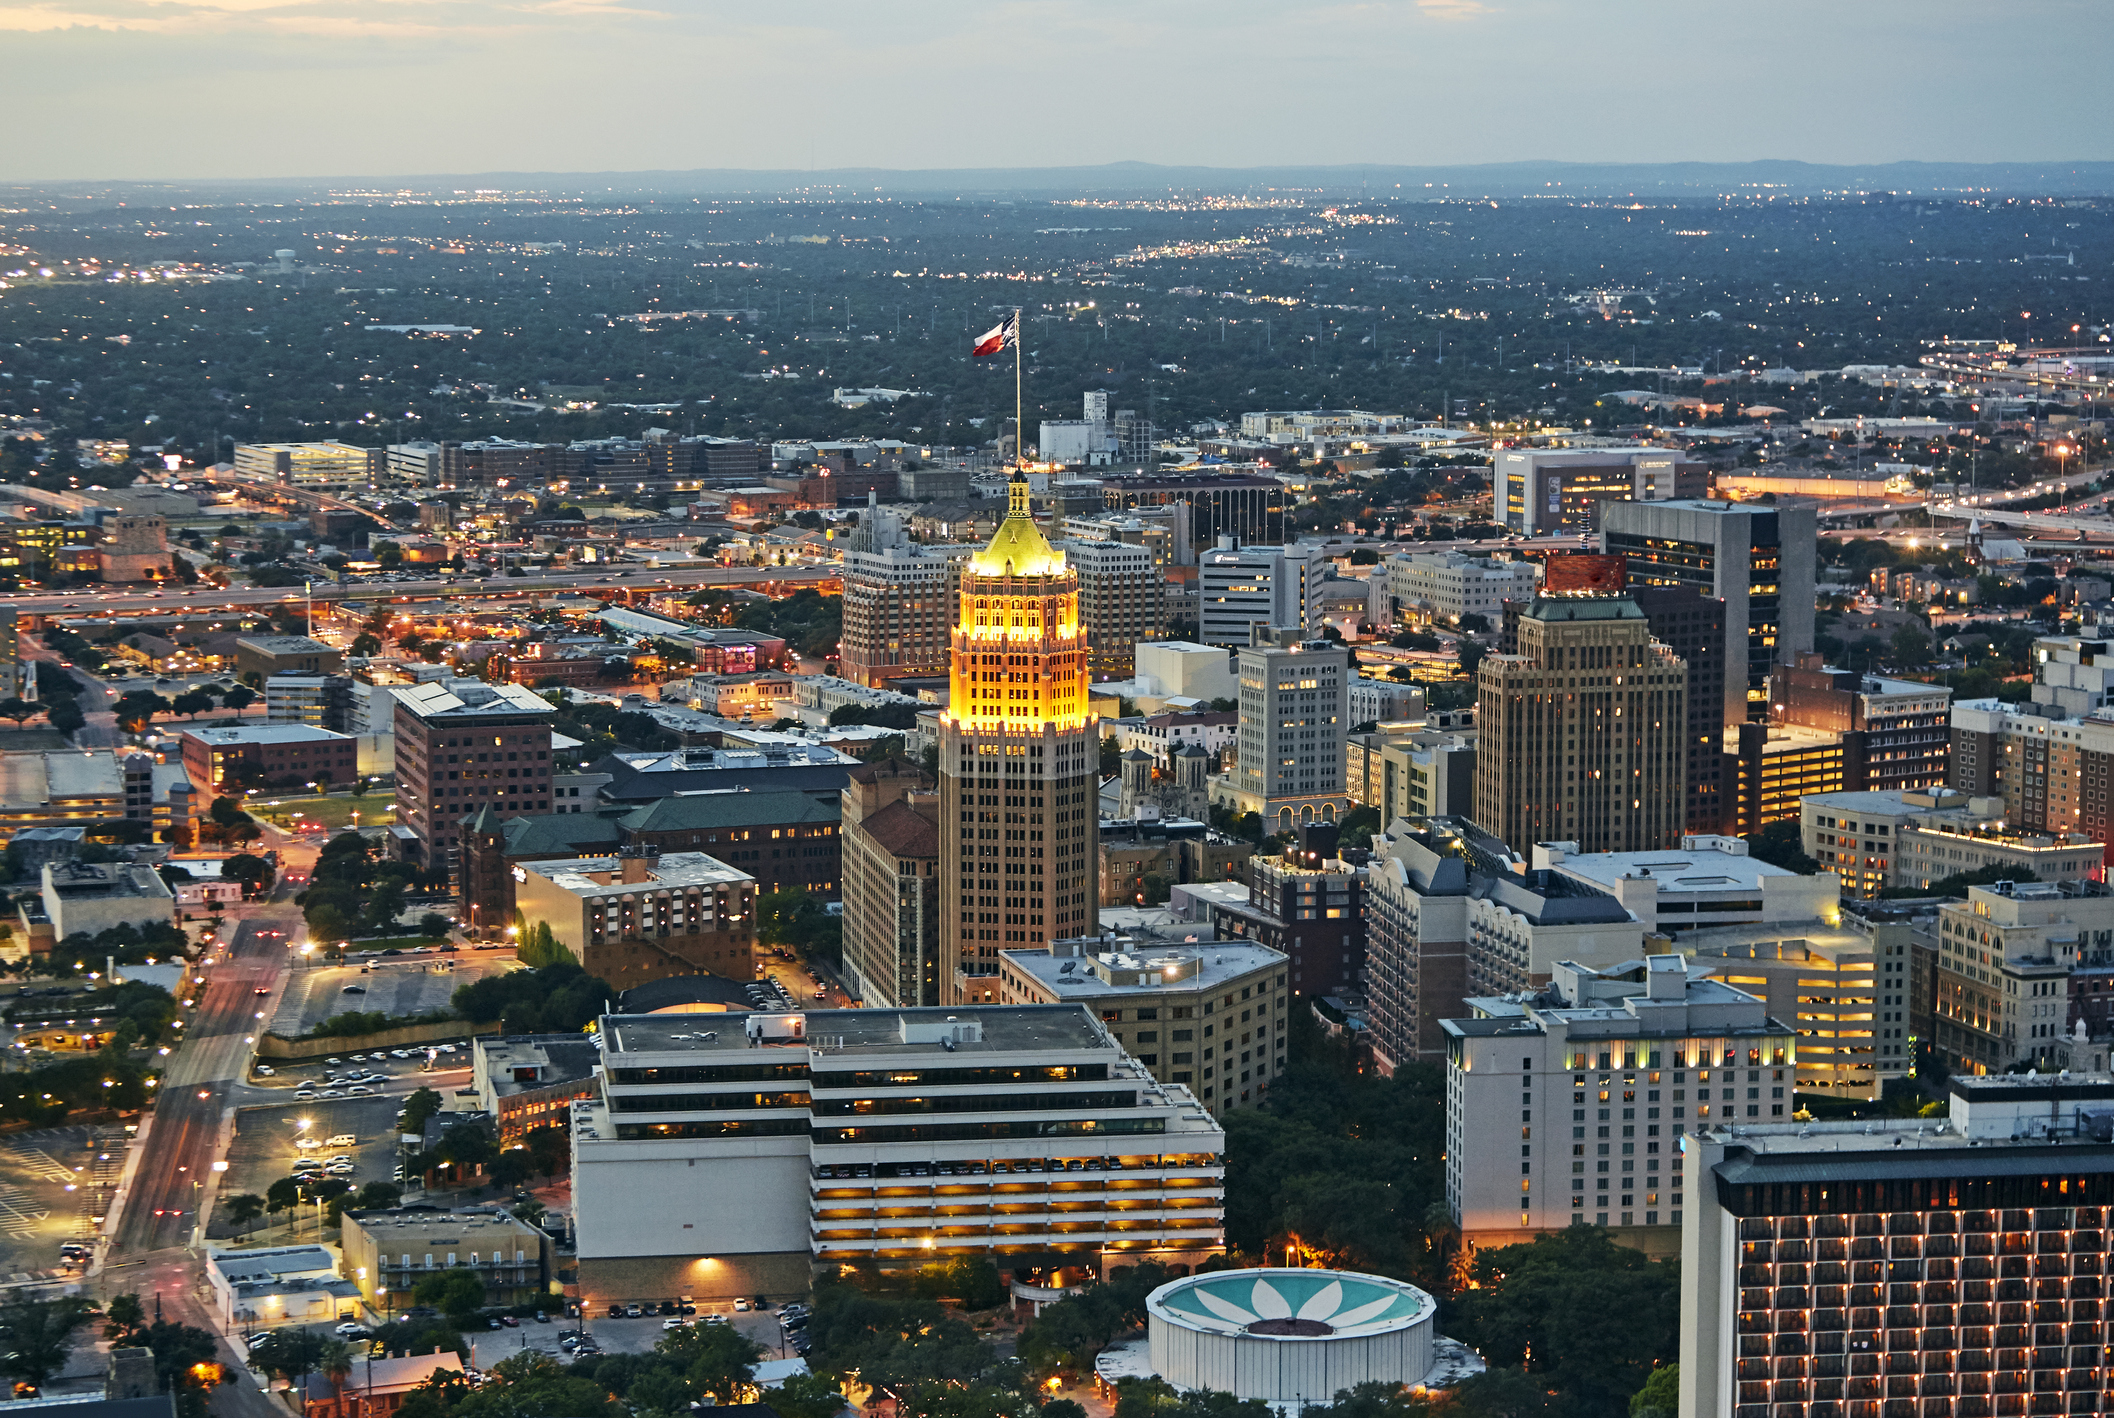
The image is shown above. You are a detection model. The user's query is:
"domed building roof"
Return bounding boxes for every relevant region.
[967,473,1067,579]
[1150,1269,1431,1339]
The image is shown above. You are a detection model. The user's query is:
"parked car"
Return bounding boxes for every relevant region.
[334,1323,368,1338]
[500,1316,519,1328]
[607,1304,625,1319]
[625,1304,643,1318]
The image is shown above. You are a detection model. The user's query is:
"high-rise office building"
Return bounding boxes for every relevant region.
[1628,582,1729,835]
[1601,499,1815,726]
[1473,590,1689,856]
[1198,539,1325,648]
[1227,631,1349,832]
[1061,537,1162,677]
[1680,1074,2114,1418]
[839,494,963,689]
[937,475,1100,1006]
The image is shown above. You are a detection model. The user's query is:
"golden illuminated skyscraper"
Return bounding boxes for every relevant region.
[939,472,1099,1005]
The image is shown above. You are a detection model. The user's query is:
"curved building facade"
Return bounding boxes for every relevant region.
[1146,1267,1437,1403]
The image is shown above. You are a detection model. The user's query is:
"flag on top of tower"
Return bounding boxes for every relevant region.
[971,312,1018,357]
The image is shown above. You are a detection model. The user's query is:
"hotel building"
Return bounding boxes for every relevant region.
[1680,1073,2114,1418]
[1442,955,1792,1256]
[937,474,1101,1005]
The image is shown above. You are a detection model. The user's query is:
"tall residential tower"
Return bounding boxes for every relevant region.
[938,475,1100,1005]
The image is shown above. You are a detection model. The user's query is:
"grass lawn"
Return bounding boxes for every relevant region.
[252,793,396,833]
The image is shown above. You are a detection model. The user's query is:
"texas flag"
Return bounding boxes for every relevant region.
[972,312,1017,357]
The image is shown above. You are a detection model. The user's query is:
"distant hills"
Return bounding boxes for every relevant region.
[32,159,2114,204]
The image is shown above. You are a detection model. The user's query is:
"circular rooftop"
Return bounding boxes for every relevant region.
[1146,1268,1437,1402]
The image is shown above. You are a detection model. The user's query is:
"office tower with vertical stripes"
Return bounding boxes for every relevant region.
[939,474,1101,1005]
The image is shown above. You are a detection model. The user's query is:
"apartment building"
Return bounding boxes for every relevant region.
[1443,954,1792,1254]
[1802,787,2103,897]
[1384,552,1538,627]
[1062,538,1163,677]
[997,938,1289,1115]
[1951,693,2114,860]
[1679,1074,2114,1418]
[1365,822,1475,1073]
[1932,879,2114,1075]
[1473,589,1689,856]
[1770,655,1952,793]
[1684,903,1914,1099]
[839,497,964,689]
[839,760,942,1008]
[1601,499,1816,726]
[569,1005,1227,1301]
[1205,830,1365,997]
[512,846,758,988]
[339,1208,554,1312]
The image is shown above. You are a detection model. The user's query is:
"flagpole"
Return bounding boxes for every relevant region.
[1015,306,1024,471]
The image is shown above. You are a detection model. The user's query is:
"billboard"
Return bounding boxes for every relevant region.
[1542,554,1627,595]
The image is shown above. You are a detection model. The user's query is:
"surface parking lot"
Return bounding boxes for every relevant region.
[273,953,514,1039]
[0,1124,125,1278]
[214,1096,414,1241]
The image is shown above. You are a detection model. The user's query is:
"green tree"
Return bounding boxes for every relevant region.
[655,1317,761,1401]
[102,1293,144,1343]
[1631,1364,1679,1418]
[0,1294,92,1393]
[224,1193,266,1233]
[1449,1228,1680,1418]
[140,1319,228,1418]
[171,690,215,720]
[401,1085,446,1135]
[1890,626,1931,667]
[412,1267,486,1324]
[221,684,257,716]
[265,1175,302,1216]
[112,690,173,734]
[767,1371,849,1418]
[46,697,84,737]
[1456,639,1487,679]
[1743,820,1821,874]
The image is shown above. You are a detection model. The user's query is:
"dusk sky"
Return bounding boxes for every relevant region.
[5,0,2110,182]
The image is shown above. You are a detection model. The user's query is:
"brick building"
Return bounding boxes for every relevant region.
[178,724,357,795]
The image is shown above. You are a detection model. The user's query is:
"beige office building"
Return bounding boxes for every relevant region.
[1473,591,1687,856]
